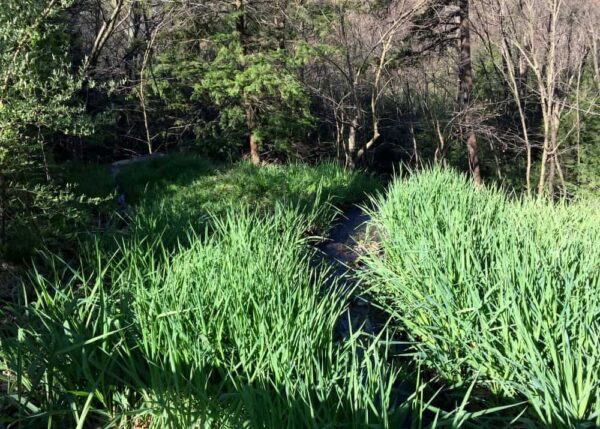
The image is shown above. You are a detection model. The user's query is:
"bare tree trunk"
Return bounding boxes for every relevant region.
[497,39,533,194]
[138,19,162,155]
[547,151,556,196]
[236,0,261,165]
[126,1,143,81]
[537,99,552,195]
[555,153,567,198]
[346,117,359,169]
[249,134,260,165]
[434,119,447,166]
[339,8,361,169]
[335,114,345,160]
[538,133,550,195]
[547,110,562,197]
[410,124,420,167]
[84,0,127,74]
[593,37,600,90]
[488,140,502,180]
[517,55,528,107]
[459,0,481,186]
[246,106,261,165]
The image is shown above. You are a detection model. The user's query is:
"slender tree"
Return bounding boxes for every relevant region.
[235,0,261,164]
[458,0,481,185]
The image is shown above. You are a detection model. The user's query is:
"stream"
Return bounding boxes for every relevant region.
[318,207,416,416]
[316,207,386,340]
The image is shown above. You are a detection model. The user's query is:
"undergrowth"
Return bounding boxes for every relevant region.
[2,160,555,427]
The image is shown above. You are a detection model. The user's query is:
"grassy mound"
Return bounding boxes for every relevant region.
[116,155,378,213]
[115,155,380,245]
[362,168,600,427]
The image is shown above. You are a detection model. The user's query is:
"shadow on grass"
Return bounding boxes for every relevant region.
[115,154,222,204]
[102,156,382,251]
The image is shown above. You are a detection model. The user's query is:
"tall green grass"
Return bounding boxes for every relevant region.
[362,167,600,427]
[1,161,517,427]
[1,205,412,428]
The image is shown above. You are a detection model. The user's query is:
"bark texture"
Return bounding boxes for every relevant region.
[459,0,481,186]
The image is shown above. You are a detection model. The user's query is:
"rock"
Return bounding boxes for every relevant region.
[0,262,21,302]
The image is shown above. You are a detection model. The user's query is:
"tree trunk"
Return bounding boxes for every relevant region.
[85,0,126,74]
[245,105,260,165]
[410,124,420,167]
[249,132,260,165]
[538,133,549,195]
[346,117,359,169]
[138,16,162,155]
[466,131,481,185]
[547,110,561,197]
[459,0,481,187]
[125,2,143,81]
[237,0,261,165]
[434,119,447,166]
[547,152,556,197]
[593,37,600,91]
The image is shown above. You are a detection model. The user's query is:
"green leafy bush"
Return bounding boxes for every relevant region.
[0,0,91,261]
[362,167,600,427]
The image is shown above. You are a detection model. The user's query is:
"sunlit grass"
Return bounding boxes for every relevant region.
[1,203,418,428]
[362,167,600,427]
[117,155,379,211]
[0,162,535,427]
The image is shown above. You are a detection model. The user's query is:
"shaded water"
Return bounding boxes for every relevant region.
[318,207,419,416]
[316,207,386,339]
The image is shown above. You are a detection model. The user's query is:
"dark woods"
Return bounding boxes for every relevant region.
[1,0,599,257]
